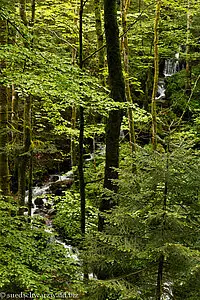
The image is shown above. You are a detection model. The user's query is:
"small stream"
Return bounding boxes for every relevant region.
[25,93,178,290]
[24,170,84,268]
[25,171,73,216]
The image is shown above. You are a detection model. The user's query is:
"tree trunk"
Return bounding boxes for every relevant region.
[151,0,161,151]
[185,0,191,95]
[78,0,86,238]
[94,0,105,84]
[19,0,28,26]
[72,2,78,65]
[31,0,36,26]
[27,0,36,215]
[79,106,86,235]
[121,0,136,153]
[71,105,77,167]
[70,3,79,166]
[78,0,88,280]
[28,150,33,218]
[0,19,10,196]
[18,0,33,214]
[98,0,126,232]
[18,96,32,214]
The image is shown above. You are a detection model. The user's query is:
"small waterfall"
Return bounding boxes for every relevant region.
[25,170,74,216]
[163,53,180,77]
[156,53,180,101]
[156,78,165,100]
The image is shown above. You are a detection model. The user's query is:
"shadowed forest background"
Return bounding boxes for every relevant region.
[0,0,200,299]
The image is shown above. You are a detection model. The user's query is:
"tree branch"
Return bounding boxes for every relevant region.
[82,3,153,64]
[85,177,104,186]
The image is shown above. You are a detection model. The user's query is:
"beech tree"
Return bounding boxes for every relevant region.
[121,0,136,153]
[98,0,126,232]
[94,0,105,84]
[151,0,161,151]
[18,0,33,214]
[0,0,199,297]
[0,17,10,196]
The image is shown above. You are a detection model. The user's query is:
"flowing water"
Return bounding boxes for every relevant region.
[157,53,180,101]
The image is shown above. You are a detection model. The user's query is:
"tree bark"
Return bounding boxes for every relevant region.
[151,0,161,151]
[19,0,28,26]
[185,0,191,95]
[70,3,79,166]
[28,150,33,218]
[98,0,126,232]
[94,0,105,84]
[71,105,77,167]
[78,0,88,280]
[78,0,86,237]
[18,0,34,214]
[79,106,86,235]
[31,0,36,26]
[18,96,32,214]
[121,0,136,153]
[0,19,10,196]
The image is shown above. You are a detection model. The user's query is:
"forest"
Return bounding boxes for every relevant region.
[0,0,199,299]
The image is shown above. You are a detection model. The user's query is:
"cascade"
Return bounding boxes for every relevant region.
[24,143,104,279]
[25,170,74,216]
[156,53,180,101]
[25,171,80,262]
[25,142,104,217]
[156,78,165,100]
[26,170,96,278]
[163,59,179,77]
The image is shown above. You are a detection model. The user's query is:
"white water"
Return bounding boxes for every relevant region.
[164,59,179,77]
[25,172,81,264]
[156,78,165,100]
[25,171,74,216]
[164,53,179,77]
[156,53,180,102]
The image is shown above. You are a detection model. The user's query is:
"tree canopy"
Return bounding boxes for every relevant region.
[0,0,199,299]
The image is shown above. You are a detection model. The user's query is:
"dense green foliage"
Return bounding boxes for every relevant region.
[0,198,83,296]
[84,141,200,299]
[0,0,199,299]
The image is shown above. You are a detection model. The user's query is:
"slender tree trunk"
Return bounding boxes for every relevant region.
[78,0,88,280]
[11,85,17,139]
[98,0,126,232]
[70,3,79,166]
[156,254,164,300]
[79,106,86,235]
[151,0,161,150]
[185,0,191,95]
[145,41,153,111]
[152,3,163,294]
[71,105,77,167]
[156,138,169,300]
[27,0,36,214]
[94,0,105,84]
[31,0,36,26]
[72,2,78,65]
[11,87,20,194]
[19,0,28,26]
[28,150,33,217]
[79,0,86,236]
[0,19,10,196]
[18,96,32,213]
[18,0,34,214]
[121,0,136,153]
